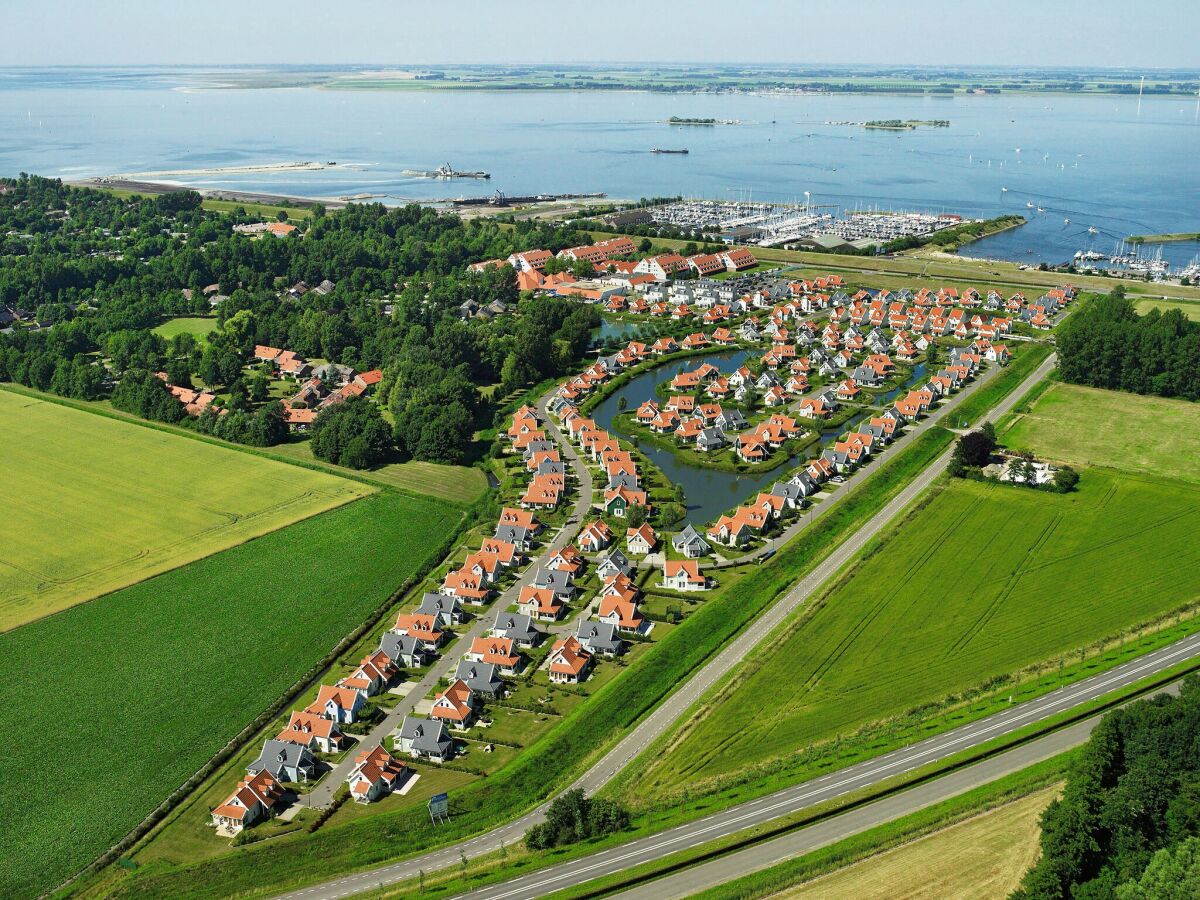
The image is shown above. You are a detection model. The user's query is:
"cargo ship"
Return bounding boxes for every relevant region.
[650,148,689,155]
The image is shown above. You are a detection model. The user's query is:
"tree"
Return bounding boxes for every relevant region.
[524,789,629,851]
[1054,465,1079,493]
[275,209,289,223]
[952,429,996,469]
[249,369,271,403]
[310,397,392,469]
[1118,838,1200,900]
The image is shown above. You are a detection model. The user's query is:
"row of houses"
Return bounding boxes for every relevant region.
[281,368,383,430]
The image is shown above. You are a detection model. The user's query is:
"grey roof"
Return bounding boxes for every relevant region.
[672,524,711,552]
[398,716,453,756]
[418,592,461,619]
[494,524,529,546]
[379,632,425,664]
[537,460,566,476]
[698,427,725,448]
[454,660,504,695]
[606,471,639,491]
[492,612,541,643]
[597,549,632,577]
[247,739,314,779]
[715,410,747,431]
[532,567,573,594]
[770,481,803,501]
[576,621,623,655]
[521,440,555,459]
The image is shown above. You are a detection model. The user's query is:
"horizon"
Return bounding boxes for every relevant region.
[7,0,1199,68]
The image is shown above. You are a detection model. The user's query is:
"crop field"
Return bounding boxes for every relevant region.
[152,316,219,344]
[631,469,1200,800]
[1002,382,1200,482]
[0,491,460,899]
[783,786,1056,900]
[0,391,372,631]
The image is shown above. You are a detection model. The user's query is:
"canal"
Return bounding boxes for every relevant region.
[592,350,809,526]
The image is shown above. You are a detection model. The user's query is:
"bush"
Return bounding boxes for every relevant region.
[523,789,629,850]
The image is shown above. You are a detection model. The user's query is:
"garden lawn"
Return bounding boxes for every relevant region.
[152,316,219,344]
[0,390,371,630]
[0,491,460,899]
[632,469,1200,800]
[1001,381,1200,483]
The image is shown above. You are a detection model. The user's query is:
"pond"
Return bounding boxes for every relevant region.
[591,316,652,348]
[875,362,929,406]
[591,350,818,526]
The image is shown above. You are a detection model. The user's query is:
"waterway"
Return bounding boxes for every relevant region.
[2,67,1197,266]
[593,350,813,525]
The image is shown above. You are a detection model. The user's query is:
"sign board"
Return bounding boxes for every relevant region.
[428,792,450,824]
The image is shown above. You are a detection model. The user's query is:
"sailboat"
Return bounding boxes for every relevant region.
[1064,218,1071,225]
[1037,206,1045,213]
[1026,201,1034,209]
[1001,186,1008,192]
[1087,226,1099,235]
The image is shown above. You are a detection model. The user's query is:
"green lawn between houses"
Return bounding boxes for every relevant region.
[0,491,461,900]
[1002,380,1200,482]
[622,467,1200,804]
[0,389,372,631]
[152,316,220,345]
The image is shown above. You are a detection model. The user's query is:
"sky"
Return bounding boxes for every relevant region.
[5,0,1198,69]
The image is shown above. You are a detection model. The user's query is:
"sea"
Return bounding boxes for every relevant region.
[1,66,1198,266]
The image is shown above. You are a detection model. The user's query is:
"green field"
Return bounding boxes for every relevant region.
[0,391,373,631]
[629,469,1200,801]
[268,439,488,504]
[0,490,460,899]
[152,316,219,344]
[1002,381,1200,482]
[1133,297,1200,321]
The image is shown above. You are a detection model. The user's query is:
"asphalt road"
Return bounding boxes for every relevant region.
[455,638,1200,900]
[276,352,1061,898]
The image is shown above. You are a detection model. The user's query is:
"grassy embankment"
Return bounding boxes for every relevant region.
[0,491,460,899]
[0,389,370,631]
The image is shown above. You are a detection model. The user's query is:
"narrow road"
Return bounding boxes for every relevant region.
[276,352,1056,897]
[302,392,594,808]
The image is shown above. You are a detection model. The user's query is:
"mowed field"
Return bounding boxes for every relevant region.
[1133,298,1200,321]
[0,391,370,630]
[152,316,219,344]
[0,491,460,899]
[632,469,1200,799]
[781,786,1057,900]
[1002,381,1200,482]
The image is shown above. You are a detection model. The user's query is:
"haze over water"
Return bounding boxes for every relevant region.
[2,67,1197,265]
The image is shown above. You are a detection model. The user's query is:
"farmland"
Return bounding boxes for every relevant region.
[0,390,371,631]
[782,786,1056,900]
[628,469,1200,802]
[1133,297,1200,321]
[0,490,460,899]
[1001,381,1200,482]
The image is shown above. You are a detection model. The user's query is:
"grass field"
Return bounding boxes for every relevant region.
[1133,297,1200,321]
[781,787,1055,900]
[152,316,219,344]
[1002,382,1200,482]
[0,391,372,631]
[269,439,488,504]
[630,469,1200,801]
[0,491,460,899]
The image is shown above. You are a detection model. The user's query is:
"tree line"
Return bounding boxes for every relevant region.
[1056,291,1200,401]
[1014,677,1200,898]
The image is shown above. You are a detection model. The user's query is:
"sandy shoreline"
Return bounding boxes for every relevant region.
[102,160,367,180]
